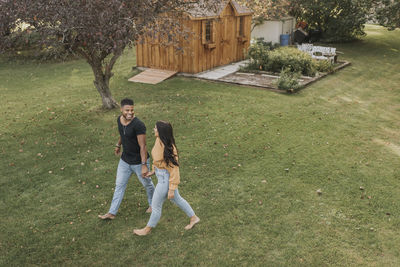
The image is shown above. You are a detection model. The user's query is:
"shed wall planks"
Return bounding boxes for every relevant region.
[136,2,251,73]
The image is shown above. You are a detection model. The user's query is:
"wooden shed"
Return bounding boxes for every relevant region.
[136,0,253,74]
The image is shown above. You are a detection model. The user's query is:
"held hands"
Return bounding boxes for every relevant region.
[168,189,175,200]
[144,170,155,178]
[141,164,149,177]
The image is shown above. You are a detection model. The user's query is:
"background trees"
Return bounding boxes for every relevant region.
[241,0,391,42]
[289,0,373,42]
[237,0,290,20]
[0,0,213,109]
[375,0,400,30]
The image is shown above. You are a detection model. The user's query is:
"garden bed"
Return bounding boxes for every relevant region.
[219,60,351,93]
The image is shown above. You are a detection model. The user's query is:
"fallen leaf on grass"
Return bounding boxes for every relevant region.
[316,189,322,195]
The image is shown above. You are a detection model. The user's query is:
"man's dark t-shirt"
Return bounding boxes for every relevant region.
[117,116,149,165]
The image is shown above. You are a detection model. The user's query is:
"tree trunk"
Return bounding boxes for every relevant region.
[91,64,119,109]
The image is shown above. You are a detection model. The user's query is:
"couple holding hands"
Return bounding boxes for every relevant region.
[98,98,200,236]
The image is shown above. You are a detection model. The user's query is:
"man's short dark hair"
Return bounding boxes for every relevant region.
[121,98,134,107]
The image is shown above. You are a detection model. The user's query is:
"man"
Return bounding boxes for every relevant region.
[99,98,155,220]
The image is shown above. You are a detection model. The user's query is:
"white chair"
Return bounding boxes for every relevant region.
[311,46,336,63]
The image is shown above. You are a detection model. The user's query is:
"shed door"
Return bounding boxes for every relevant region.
[220,6,236,65]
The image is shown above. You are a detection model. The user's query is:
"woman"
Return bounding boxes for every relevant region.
[133,121,200,236]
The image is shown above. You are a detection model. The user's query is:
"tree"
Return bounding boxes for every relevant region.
[237,0,291,30]
[375,0,400,30]
[0,0,214,109]
[237,0,290,20]
[0,0,15,38]
[289,0,373,42]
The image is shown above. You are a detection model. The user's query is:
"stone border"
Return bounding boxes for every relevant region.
[295,61,351,92]
[215,61,351,93]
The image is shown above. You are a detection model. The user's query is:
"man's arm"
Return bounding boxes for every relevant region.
[114,136,122,156]
[137,134,149,176]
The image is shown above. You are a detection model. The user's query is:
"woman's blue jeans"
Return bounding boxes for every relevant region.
[147,168,195,228]
[108,159,155,215]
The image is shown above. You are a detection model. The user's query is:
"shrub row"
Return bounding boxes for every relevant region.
[243,42,334,77]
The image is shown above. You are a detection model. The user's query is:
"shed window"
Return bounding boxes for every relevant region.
[239,16,245,37]
[205,20,212,42]
[202,20,215,44]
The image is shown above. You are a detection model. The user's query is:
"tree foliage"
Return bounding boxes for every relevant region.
[290,0,373,42]
[242,0,374,42]
[0,0,214,109]
[375,0,400,30]
[237,0,290,21]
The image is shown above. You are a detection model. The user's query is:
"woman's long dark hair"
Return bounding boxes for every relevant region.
[156,121,179,167]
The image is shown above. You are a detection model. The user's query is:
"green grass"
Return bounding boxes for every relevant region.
[1,25,399,266]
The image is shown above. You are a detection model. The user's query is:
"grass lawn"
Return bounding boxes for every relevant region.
[1,25,399,266]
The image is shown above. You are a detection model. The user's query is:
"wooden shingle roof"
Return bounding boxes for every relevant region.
[186,0,252,20]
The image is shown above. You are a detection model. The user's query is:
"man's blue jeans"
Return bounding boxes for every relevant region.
[108,159,155,215]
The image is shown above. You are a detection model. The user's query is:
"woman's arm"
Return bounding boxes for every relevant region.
[167,164,180,199]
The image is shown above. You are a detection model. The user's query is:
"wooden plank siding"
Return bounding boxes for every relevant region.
[135,1,252,73]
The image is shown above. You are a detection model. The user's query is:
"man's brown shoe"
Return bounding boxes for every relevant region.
[98,213,115,220]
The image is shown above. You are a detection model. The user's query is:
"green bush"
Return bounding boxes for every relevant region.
[314,59,334,73]
[265,47,316,76]
[276,68,301,92]
[245,38,280,70]
[244,44,334,77]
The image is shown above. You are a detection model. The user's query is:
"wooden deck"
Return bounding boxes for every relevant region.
[128,69,177,84]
